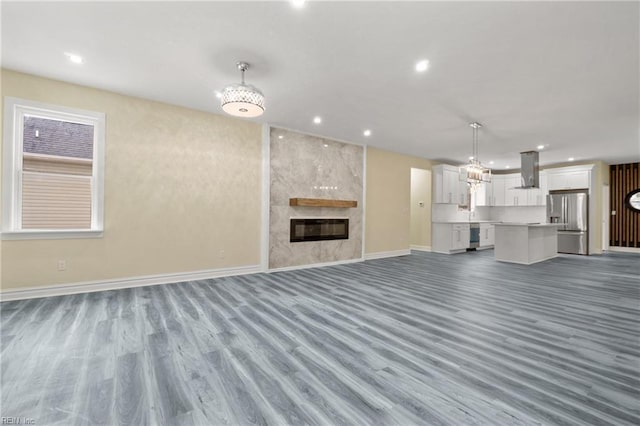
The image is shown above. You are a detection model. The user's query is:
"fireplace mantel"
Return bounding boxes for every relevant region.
[289,198,358,208]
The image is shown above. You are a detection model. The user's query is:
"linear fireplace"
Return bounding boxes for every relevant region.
[290,218,349,242]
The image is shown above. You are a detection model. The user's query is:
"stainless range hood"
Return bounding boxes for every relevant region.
[517,151,539,188]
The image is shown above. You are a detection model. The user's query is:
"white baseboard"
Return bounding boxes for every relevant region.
[0,264,262,302]
[410,245,431,252]
[605,246,640,254]
[268,258,363,273]
[364,249,411,260]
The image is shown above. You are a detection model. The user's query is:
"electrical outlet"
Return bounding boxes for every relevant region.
[57,260,66,271]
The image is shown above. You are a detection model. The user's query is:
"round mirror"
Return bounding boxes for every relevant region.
[625,189,640,212]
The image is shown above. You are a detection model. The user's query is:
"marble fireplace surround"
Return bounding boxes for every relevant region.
[269,127,364,269]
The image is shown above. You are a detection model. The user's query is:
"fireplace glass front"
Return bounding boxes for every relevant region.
[290,218,349,242]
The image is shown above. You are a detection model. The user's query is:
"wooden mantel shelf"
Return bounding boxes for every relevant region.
[289,198,358,208]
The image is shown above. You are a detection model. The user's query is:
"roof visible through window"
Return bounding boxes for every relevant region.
[23,116,93,159]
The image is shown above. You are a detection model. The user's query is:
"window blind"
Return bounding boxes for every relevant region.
[21,155,93,229]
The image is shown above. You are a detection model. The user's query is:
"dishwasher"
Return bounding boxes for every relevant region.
[469,222,480,249]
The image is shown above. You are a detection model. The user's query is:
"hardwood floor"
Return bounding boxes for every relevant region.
[1,250,639,425]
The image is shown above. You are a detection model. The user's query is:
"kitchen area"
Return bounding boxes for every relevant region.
[430,152,599,264]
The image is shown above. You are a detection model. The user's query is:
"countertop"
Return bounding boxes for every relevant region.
[432,220,502,224]
[494,222,563,227]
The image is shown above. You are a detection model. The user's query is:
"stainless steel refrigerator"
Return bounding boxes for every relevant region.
[547,190,589,254]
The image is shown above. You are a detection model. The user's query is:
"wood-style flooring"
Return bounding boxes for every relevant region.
[1,250,639,425]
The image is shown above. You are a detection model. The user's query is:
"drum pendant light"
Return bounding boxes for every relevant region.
[220,62,265,118]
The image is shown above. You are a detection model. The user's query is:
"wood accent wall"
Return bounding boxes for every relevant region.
[610,163,640,247]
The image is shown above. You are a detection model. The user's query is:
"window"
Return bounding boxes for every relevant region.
[2,97,105,239]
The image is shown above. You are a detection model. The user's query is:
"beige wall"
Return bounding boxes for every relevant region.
[1,70,262,290]
[410,168,432,248]
[365,147,433,254]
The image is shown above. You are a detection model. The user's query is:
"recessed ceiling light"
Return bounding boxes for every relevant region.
[537,145,545,150]
[489,161,494,165]
[363,129,371,137]
[323,144,329,148]
[415,59,429,72]
[469,156,474,160]
[313,116,322,124]
[505,165,511,169]
[214,91,222,99]
[64,52,83,64]
[278,135,283,139]
[291,0,305,8]
[568,157,575,162]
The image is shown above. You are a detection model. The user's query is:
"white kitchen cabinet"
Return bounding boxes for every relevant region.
[547,169,590,191]
[480,223,495,247]
[452,224,471,250]
[433,164,468,205]
[432,223,470,253]
[527,171,547,206]
[492,176,506,206]
[474,181,493,207]
[504,174,527,206]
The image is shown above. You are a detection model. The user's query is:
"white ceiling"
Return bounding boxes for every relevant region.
[2,1,639,168]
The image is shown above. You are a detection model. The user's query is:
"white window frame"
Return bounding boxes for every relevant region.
[2,97,105,240]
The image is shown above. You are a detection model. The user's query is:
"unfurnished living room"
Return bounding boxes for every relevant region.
[0,1,639,425]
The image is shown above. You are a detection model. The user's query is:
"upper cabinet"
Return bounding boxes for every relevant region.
[475,181,493,206]
[504,175,526,206]
[547,168,590,191]
[433,164,468,205]
[437,164,592,208]
[478,171,548,207]
[527,172,548,206]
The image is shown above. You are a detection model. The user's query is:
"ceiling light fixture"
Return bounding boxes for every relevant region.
[537,144,545,150]
[363,129,371,137]
[220,61,265,118]
[415,59,429,72]
[313,116,322,124]
[568,157,575,162]
[460,122,491,192]
[291,0,306,8]
[505,166,511,169]
[64,52,83,64]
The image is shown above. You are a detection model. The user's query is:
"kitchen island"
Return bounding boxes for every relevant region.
[494,223,560,265]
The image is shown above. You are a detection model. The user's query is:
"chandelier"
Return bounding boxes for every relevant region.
[220,62,265,118]
[460,122,491,191]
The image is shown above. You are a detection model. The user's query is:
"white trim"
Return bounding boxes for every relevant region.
[1,229,103,240]
[362,145,367,261]
[543,163,596,174]
[2,97,105,239]
[410,245,432,252]
[364,249,411,260]
[268,258,363,273]
[0,264,262,302]
[606,246,640,254]
[261,123,271,272]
